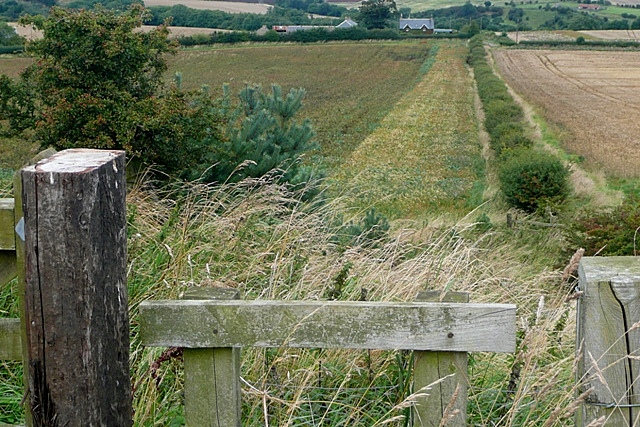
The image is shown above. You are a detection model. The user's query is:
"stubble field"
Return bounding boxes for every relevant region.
[492,49,640,178]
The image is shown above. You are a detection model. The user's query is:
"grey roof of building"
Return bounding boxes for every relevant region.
[336,18,358,28]
[399,18,435,30]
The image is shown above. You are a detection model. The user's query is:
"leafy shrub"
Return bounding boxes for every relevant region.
[569,194,640,256]
[493,122,533,155]
[498,149,570,213]
[483,99,524,137]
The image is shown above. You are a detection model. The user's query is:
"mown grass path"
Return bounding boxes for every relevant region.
[331,41,483,220]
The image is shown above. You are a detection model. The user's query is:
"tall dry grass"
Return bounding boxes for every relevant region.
[125,169,583,426]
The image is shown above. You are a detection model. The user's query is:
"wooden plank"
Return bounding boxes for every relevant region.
[0,199,15,250]
[13,169,31,427]
[577,257,640,427]
[413,292,469,427]
[183,288,242,427]
[140,300,516,352]
[21,149,132,427]
[184,348,242,427]
[0,250,17,290]
[0,318,21,361]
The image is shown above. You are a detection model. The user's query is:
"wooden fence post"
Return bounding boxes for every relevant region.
[576,256,640,427]
[413,291,469,427]
[20,149,131,426]
[182,287,242,427]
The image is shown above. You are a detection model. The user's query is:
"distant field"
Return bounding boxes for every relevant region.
[143,0,271,13]
[7,22,228,42]
[580,29,640,40]
[493,49,640,178]
[504,29,640,42]
[165,42,434,170]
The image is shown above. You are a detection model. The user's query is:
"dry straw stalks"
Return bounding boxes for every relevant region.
[125,171,589,426]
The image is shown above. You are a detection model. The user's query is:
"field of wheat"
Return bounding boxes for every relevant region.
[493,48,640,179]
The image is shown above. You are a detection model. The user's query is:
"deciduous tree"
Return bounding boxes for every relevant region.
[0,6,224,177]
[357,0,397,29]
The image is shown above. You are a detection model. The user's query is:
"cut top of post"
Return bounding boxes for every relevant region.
[140,300,516,353]
[578,256,640,283]
[23,148,124,175]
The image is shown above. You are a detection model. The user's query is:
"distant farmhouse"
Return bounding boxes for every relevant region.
[272,18,357,34]
[399,17,435,33]
[398,17,453,34]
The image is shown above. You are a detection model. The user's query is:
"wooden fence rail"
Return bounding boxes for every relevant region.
[139,298,516,426]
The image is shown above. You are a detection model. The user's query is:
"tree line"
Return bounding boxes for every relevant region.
[0,6,320,190]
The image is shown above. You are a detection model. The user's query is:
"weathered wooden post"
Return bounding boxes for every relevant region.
[182,287,242,427]
[19,149,131,426]
[576,256,640,426]
[413,291,469,427]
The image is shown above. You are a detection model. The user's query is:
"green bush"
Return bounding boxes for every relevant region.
[493,122,533,154]
[484,99,524,136]
[498,149,570,213]
[569,194,640,256]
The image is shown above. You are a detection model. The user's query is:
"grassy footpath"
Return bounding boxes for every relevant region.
[331,41,484,220]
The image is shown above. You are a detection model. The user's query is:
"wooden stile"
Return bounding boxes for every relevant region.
[576,256,640,427]
[20,149,132,427]
[140,297,516,426]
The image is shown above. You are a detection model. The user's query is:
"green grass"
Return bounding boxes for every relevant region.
[330,41,485,220]
[166,41,434,172]
[0,39,594,426]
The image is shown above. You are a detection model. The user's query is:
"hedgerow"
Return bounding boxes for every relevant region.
[468,35,569,212]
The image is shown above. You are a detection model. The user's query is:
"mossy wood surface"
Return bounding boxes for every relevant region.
[0,318,21,361]
[140,300,516,352]
[182,288,242,427]
[13,171,30,426]
[0,199,15,250]
[577,257,640,427]
[0,250,17,290]
[413,291,469,427]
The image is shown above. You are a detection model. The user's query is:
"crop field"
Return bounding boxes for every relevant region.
[493,48,640,178]
[166,40,482,219]
[167,42,435,171]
